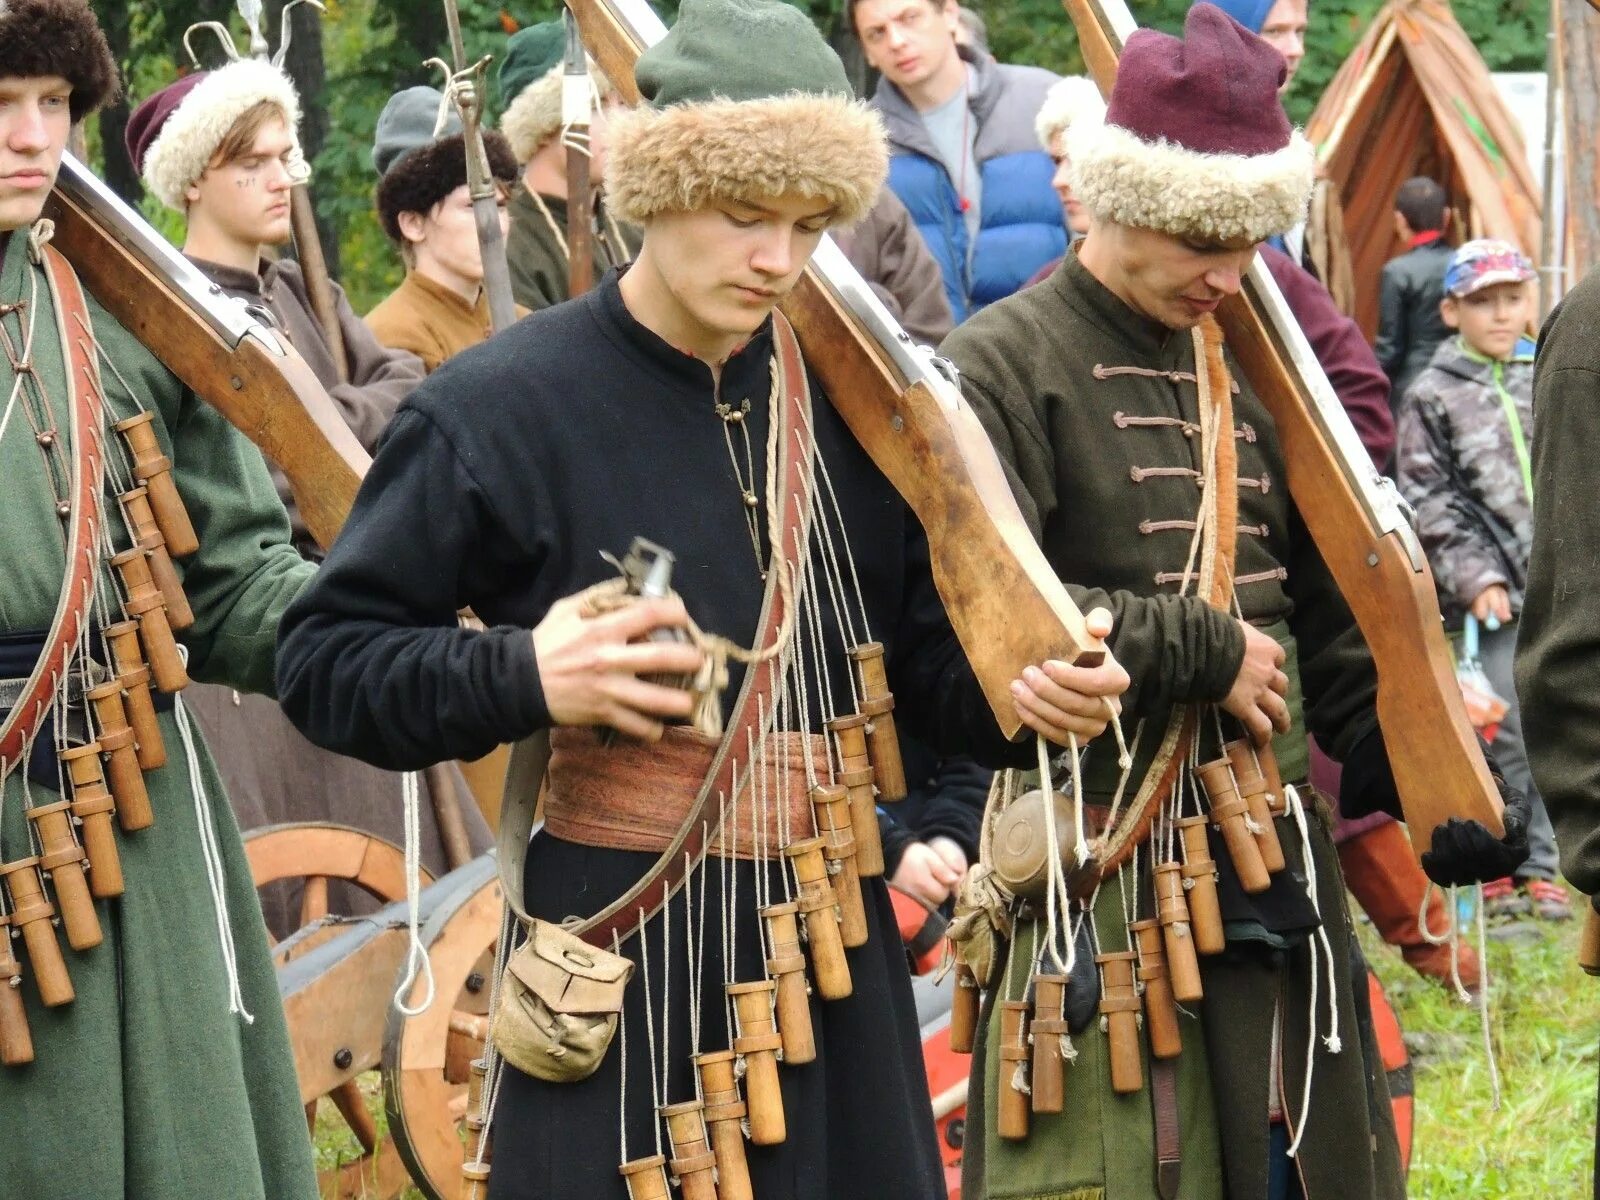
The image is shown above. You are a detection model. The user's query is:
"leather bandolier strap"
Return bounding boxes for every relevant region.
[497,311,816,949]
[0,246,106,767]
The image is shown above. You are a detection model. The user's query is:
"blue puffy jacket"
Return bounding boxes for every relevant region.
[872,50,1065,323]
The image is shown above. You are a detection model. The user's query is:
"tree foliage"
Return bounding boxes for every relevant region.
[96,0,1552,311]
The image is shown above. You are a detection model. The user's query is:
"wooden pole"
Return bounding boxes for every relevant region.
[1559,0,1600,277]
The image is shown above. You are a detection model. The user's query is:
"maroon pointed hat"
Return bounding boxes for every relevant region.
[1065,2,1314,244]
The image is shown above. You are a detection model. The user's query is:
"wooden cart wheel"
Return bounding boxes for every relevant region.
[244,821,436,958]
[382,857,503,1200]
[245,822,438,1199]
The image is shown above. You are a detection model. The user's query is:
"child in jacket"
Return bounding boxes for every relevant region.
[1398,239,1566,919]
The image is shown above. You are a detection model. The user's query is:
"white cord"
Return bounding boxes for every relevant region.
[1284,784,1341,1159]
[173,674,253,1023]
[391,770,436,1015]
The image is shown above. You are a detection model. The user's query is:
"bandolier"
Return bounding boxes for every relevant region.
[277,2,1128,1197]
[942,7,1522,1199]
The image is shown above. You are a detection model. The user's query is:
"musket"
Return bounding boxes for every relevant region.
[44,154,367,553]
[427,0,517,332]
[565,0,1105,739]
[563,8,596,297]
[1062,0,1503,850]
[186,0,349,382]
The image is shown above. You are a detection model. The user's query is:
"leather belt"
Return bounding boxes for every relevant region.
[1151,1056,1182,1198]
[542,727,829,860]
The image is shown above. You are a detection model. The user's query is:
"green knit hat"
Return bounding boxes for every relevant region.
[496,21,564,111]
[605,0,886,226]
[495,19,615,162]
[635,0,851,106]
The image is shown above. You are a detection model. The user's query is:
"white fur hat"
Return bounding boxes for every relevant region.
[1033,76,1105,151]
[129,58,304,211]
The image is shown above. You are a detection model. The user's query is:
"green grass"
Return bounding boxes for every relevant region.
[1359,901,1597,1198]
[312,902,1598,1199]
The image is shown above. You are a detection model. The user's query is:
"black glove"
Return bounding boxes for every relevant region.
[1418,745,1532,887]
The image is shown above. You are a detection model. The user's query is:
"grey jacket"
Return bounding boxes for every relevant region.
[1397,335,1535,624]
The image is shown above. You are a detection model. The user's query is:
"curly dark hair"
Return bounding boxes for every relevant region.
[0,0,121,122]
[375,129,519,243]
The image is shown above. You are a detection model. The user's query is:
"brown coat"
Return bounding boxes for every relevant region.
[833,188,954,346]
[184,255,487,936]
[366,270,528,372]
[189,255,424,549]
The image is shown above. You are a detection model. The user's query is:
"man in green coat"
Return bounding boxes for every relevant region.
[942,7,1526,1198]
[497,20,639,311]
[0,2,318,1195]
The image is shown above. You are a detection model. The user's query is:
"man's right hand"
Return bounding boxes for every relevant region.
[1221,620,1290,745]
[531,592,707,741]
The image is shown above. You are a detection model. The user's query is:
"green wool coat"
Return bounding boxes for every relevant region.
[0,225,318,1199]
[940,252,1404,1200]
[506,183,639,312]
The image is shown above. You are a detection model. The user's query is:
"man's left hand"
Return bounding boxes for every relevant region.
[1419,749,1532,887]
[1010,608,1131,746]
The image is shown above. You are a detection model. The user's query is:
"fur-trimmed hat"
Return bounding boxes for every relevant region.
[604,0,886,228]
[126,59,303,211]
[496,21,615,163]
[373,86,518,242]
[0,0,120,121]
[1066,3,1313,245]
[1034,76,1105,150]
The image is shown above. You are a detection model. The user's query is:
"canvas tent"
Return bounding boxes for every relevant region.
[1305,0,1542,340]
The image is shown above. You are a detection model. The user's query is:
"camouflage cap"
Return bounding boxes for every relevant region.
[1444,239,1536,298]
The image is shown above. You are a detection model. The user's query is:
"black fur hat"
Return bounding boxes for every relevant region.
[375,129,518,243]
[0,0,121,122]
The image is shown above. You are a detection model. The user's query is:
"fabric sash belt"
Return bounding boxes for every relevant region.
[542,727,828,860]
[0,630,174,789]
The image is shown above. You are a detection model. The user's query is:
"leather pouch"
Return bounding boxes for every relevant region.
[493,917,634,1083]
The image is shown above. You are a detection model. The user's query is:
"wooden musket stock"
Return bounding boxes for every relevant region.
[1060,0,1503,855]
[46,157,370,555]
[564,0,1107,742]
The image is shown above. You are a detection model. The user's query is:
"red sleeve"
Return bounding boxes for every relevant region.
[1259,243,1395,471]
